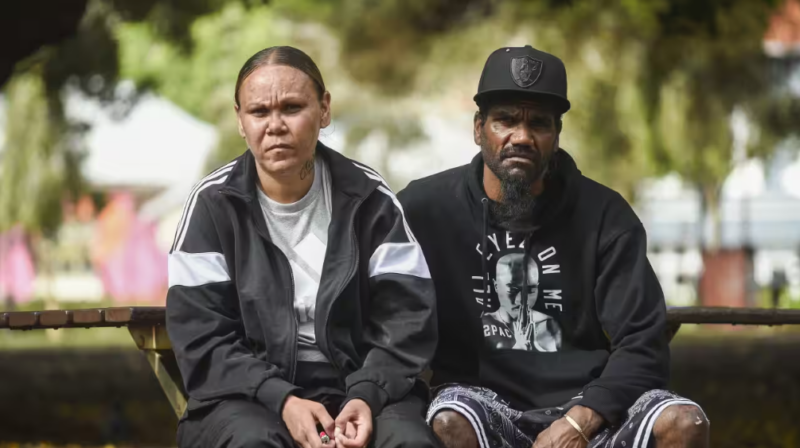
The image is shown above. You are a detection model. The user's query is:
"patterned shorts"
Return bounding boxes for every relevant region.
[425,385,707,448]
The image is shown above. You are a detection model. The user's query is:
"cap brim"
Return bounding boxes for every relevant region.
[474,89,571,113]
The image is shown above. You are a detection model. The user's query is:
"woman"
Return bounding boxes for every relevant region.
[166,46,440,448]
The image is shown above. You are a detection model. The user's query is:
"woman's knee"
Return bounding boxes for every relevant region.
[179,400,293,448]
[431,410,479,448]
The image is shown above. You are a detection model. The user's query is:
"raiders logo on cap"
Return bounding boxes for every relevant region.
[474,46,570,113]
[511,56,543,88]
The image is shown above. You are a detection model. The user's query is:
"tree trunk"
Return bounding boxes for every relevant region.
[701,184,722,252]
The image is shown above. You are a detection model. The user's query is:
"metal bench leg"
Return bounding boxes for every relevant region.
[129,325,188,418]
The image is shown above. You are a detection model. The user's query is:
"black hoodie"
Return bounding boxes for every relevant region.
[397,150,669,425]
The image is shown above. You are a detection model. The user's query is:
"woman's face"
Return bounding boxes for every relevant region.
[236,64,331,177]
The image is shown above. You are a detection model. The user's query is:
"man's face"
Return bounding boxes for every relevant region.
[475,100,560,187]
[495,256,539,321]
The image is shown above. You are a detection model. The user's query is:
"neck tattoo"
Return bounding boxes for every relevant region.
[299,157,315,180]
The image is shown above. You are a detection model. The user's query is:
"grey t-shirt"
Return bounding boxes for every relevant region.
[257,156,332,362]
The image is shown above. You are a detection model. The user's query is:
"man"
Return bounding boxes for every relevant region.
[398,46,709,448]
[485,252,561,352]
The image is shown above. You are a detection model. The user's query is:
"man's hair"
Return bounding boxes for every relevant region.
[234,46,326,107]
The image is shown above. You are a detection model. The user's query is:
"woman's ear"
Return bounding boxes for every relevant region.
[235,104,246,139]
[320,91,332,128]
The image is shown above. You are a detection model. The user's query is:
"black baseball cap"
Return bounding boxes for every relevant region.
[474,45,570,114]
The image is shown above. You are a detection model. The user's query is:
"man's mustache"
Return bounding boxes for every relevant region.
[499,145,540,160]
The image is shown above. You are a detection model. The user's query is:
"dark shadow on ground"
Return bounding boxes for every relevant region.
[0,330,798,447]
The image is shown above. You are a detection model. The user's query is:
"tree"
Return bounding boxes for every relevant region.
[115,1,427,186]
[0,72,84,235]
[3,0,798,239]
[1,0,260,232]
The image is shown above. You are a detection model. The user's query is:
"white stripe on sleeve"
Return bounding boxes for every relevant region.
[174,176,229,252]
[171,162,235,252]
[376,186,416,243]
[169,251,231,288]
[369,242,431,279]
[352,162,416,243]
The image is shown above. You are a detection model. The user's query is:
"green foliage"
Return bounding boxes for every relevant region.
[115,1,429,179]
[0,73,85,235]
[0,0,244,234]
[3,0,799,232]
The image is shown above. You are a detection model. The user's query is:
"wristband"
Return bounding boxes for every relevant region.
[565,415,591,443]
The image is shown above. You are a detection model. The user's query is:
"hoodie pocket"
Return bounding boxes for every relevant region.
[479,348,609,410]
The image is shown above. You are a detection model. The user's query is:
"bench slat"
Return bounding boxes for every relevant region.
[129,306,167,325]
[38,310,73,328]
[2,306,800,330]
[72,309,105,326]
[667,307,800,325]
[106,307,166,326]
[8,311,39,328]
[104,307,133,324]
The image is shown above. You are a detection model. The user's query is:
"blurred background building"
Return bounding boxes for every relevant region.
[1,0,799,311]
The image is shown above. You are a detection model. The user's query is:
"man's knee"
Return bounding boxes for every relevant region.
[653,404,709,447]
[431,410,479,448]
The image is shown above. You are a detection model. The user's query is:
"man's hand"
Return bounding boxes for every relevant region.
[512,319,532,350]
[532,405,603,448]
[281,395,336,448]
[334,399,373,448]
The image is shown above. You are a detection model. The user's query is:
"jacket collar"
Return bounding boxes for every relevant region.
[219,141,379,203]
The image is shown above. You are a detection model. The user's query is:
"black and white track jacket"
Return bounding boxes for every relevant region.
[166,142,437,417]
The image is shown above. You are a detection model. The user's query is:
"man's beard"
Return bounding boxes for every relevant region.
[481,132,554,231]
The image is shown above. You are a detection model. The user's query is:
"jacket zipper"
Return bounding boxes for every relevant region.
[323,196,366,374]
[281,249,300,384]
[233,194,300,384]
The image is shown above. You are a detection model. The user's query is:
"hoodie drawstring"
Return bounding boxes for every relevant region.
[481,197,491,311]
[520,234,533,329]
[483,197,534,317]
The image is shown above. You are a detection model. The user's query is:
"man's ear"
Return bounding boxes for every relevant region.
[556,118,563,134]
[474,112,483,146]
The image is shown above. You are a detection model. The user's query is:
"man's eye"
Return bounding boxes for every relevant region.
[530,118,553,128]
[285,104,302,113]
[250,108,268,116]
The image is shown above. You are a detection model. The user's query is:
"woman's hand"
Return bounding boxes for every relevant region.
[334,399,373,448]
[281,395,336,448]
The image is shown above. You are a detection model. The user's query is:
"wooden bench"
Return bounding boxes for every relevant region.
[0,307,183,417]
[2,306,800,419]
